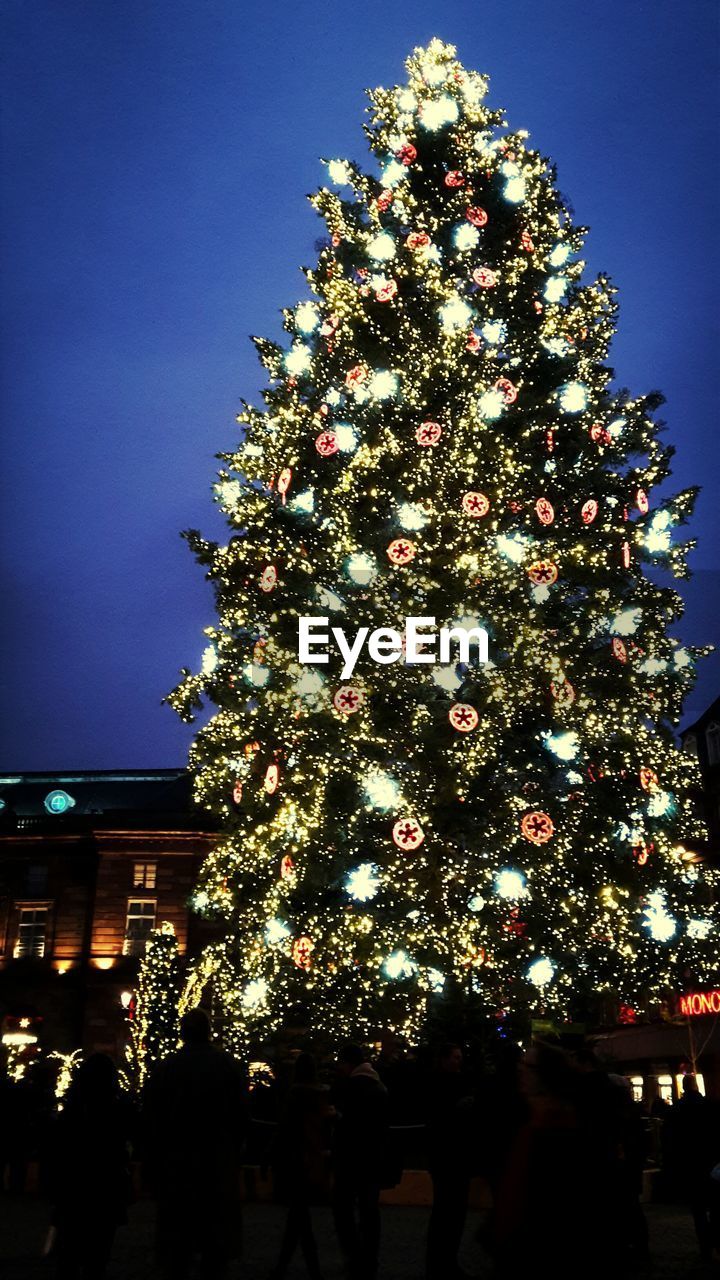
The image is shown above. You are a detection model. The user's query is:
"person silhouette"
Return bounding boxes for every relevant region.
[331,1042,390,1280]
[142,1007,248,1280]
[270,1052,331,1279]
[48,1053,133,1279]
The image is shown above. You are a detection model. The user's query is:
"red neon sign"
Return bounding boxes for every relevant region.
[678,990,720,1017]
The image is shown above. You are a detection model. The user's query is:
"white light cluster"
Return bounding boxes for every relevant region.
[367,232,396,262]
[419,95,459,129]
[384,950,416,979]
[643,892,676,942]
[543,731,580,761]
[346,863,380,902]
[284,344,313,375]
[397,501,428,530]
[557,381,588,414]
[295,301,321,333]
[346,552,377,584]
[478,389,506,419]
[495,869,527,899]
[527,957,555,987]
[439,297,473,331]
[497,533,528,563]
[327,160,352,185]
[363,769,401,810]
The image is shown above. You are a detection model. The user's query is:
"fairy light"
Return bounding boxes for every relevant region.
[167,37,715,1049]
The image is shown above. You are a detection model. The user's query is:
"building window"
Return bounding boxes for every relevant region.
[707,723,720,765]
[683,733,697,758]
[14,907,48,959]
[656,1073,674,1105]
[629,1075,644,1105]
[25,864,48,896]
[133,861,157,890]
[123,900,156,956]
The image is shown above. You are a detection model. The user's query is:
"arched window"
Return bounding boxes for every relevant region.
[683,733,698,758]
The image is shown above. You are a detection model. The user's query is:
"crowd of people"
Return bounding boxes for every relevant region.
[1,1010,720,1279]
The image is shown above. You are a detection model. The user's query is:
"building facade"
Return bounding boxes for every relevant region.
[0,770,215,1059]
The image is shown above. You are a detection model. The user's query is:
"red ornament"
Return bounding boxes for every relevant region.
[264,763,280,794]
[232,780,243,805]
[639,766,659,792]
[392,818,425,850]
[494,377,517,404]
[444,170,465,188]
[590,422,611,445]
[376,189,393,211]
[331,233,341,247]
[449,703,479,733]
[321,315,339,337]
[621,541,631,569]
[611,637,628,664]
[535,498,555,526]
[520,230,535,252]
[545,429,555,453]
[315,431,339,457]
[466,333,481,353]
[259,565,278,593]
[280,855,295,880]
[462,491,490,518]
[406,231,430,250]
[618,1004,638,1025]
[521,811,555,844]
[277,467,292,503]
[387,538,416,565]
[636,488,649,514]
[633,842,655,866]
[550,679,575,706]
[333,685,365,714]
[581,499,598,525]
[466,206,488,227]
[374,279,397,303]
[292,935,314,969]
[345,364,368,390]
[416,421,443,447]
[528,560,559,586]
[395,142,417,165]
[473,266,496,288]
[504,907,528,936]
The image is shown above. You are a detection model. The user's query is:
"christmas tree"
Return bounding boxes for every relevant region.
[170,39,715,1049]
[127,922,181,1089]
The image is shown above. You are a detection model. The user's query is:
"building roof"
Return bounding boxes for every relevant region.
[682,694,720,740]
[0,769,208,830]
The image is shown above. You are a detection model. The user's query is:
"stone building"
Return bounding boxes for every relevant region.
[0,770,215,1059]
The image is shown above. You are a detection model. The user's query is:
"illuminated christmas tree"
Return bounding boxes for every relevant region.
[127,922,181,1089]
[170,40,715,1048]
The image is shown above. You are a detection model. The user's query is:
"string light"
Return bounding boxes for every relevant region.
[167,38,715,1049]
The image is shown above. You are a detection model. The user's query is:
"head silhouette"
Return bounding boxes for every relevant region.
[180,1008,211,1045]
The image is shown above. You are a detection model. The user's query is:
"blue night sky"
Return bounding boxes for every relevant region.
[1,0,718,769]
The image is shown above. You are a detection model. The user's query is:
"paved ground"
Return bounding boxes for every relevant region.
[1,1194,718,1279]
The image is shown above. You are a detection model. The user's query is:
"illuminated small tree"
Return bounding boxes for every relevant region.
[170,40,715,1046]
[127,922,181,1089]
